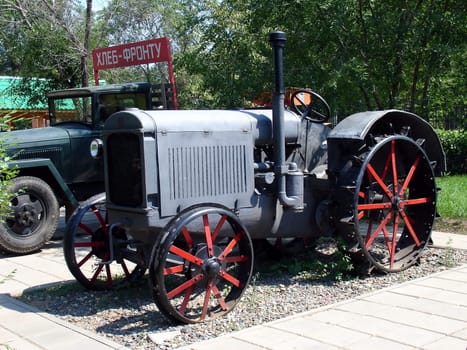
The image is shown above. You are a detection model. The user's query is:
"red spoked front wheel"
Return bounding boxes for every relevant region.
[63,193,146,290]
[150,204,254,323]
[354,136,436,272]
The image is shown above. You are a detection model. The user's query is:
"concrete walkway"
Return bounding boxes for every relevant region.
[0,231,466,350]
[0,240,129,350]
[179,263,467,350]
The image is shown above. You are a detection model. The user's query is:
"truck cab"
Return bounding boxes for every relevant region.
[0,82,170,254]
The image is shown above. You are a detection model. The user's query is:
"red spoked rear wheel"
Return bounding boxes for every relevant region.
[150,205,254,323]
[354,136,436,272]
[63,193,146,290]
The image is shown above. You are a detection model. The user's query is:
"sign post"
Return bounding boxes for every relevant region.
[92,37,177,109]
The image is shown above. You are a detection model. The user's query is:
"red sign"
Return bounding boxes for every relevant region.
[92,37,177,109]
[92,37,171,70]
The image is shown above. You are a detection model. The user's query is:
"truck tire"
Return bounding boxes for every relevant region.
[0,176,60,254]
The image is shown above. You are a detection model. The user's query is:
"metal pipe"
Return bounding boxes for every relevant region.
[269,31,303,209]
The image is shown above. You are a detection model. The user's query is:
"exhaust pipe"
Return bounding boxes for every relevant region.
[269,31,303,210]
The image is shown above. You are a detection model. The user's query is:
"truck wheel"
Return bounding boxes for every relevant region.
[63,193,146,290]
[150,204,254,324]
[0,176,59,254]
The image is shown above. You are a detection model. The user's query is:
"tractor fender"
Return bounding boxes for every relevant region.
[8,158,79,208]
[327,109,446,176]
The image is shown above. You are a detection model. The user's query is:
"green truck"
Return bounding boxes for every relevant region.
[1,82,171,254]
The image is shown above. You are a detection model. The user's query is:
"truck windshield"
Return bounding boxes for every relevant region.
[98,92,148,121]
[51,95,92,124]
[50,92,148,125]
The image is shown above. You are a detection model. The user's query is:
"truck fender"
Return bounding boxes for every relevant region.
[9,158,79,208]
[327,109,446,176]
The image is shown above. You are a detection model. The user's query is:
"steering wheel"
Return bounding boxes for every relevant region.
[290,89,331,123]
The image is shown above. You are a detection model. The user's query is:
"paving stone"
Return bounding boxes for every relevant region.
[269,315,328,335]
[415,276,467,293]
[298,323,372,347]
[344,335,416,350]
[339,314,444,347]
[304,308,359,325]
[177,336,266,350]
[422,335,467,350]
[232,326,338,350]
[334,299,393,316]
[365,304,467,334]
[451,327,467,341]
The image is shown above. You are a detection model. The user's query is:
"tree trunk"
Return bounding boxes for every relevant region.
[409,61,420,113]
[82,0,93,87]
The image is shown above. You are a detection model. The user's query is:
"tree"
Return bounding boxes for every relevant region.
[173,0,274,108]
[178,0,465,122]
[0,0,95,104]
[96,0,182,82]
[97,0,212,108]
[1,0,464,124]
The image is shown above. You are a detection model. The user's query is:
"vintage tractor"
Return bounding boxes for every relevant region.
[63,32,446,324]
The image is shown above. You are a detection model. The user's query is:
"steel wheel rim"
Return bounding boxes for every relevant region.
[7,193,45,236]
[353,136,436,272]
[65,197,145,290]
[152,206,254,323]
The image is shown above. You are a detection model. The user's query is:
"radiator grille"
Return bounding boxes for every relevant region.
[107,133,143,207]
[158,130,254,216]
[168,145,248,200]
[17,147,62,163]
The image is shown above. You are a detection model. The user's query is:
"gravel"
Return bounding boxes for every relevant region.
[19,245,467,349]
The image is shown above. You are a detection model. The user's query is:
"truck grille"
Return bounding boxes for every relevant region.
[16,147,62,167]
[107,133,143,207]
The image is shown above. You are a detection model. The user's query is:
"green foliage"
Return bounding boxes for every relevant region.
[436,175,467,218]
[436,129,467,174]
[0,269,16,285]
[305,238,354,282]
[260,238,355,282]
[1,0,464,122]
[434,175,466,234]
[428,49,466,130]
[96,0,190,90]
[10,117,32,130]
[0,115,20,219]
[170,0,465,117]
[0,0,92,94]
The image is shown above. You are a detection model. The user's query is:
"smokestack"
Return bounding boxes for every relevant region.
[269,31,303,210]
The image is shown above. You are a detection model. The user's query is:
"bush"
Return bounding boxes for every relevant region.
[0,117,19,218]
[436,129,467,175]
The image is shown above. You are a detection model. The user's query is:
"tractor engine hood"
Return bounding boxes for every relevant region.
[103,108,301,147]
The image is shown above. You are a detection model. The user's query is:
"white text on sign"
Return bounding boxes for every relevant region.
[95,42,163,68]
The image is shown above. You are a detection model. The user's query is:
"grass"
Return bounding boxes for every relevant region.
[255,237,356,281]
[434,175,467,234]
[0,269,16,285]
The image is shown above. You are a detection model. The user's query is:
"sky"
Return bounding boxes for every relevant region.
[93,0,108,11]
[79,0,108,11]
